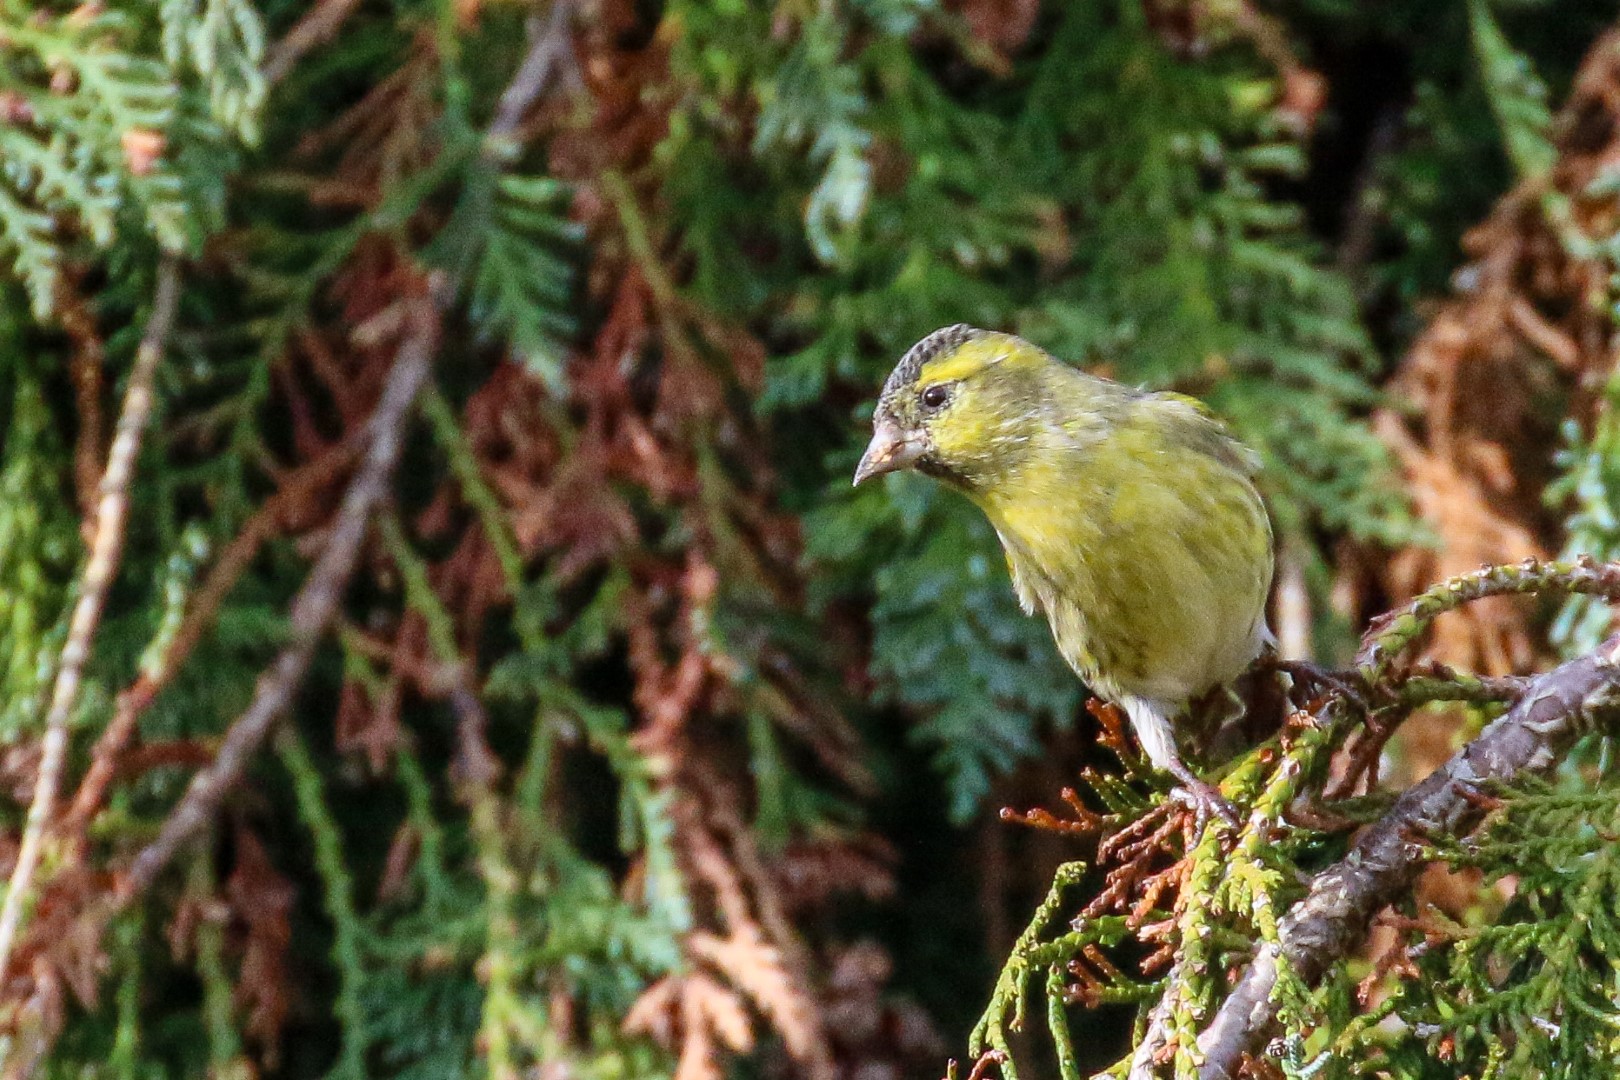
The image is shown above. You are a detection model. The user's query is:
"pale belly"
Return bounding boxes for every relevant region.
[1035,579,1270,707]
[998,514,1273,709]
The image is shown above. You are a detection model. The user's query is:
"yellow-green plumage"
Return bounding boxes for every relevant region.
[855,326,1274,818]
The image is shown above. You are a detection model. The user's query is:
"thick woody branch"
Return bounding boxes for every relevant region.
[0,260,182,981]
[1196,632,1620,1079]
[120,297,439,898]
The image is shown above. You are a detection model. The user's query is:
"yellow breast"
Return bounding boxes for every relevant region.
[975,418,1273,708]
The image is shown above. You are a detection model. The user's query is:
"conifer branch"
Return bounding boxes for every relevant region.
[1355,557,1620,685]
[121,295,440,898]
[63,437,364,832]
[119,0,568,901]
[1196,632,1620,1079]
[0,259,182,981]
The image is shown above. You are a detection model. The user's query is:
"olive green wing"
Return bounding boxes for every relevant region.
[1151,392,1264,478]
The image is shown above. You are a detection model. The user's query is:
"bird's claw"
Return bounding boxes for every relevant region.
[1271,658,1368,711]
[1171,779,1240,836]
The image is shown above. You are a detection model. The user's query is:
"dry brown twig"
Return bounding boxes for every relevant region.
[0,259,182,983]
[53,272,107,520]
[949,1049,1007,1080]
[261,0,366,86]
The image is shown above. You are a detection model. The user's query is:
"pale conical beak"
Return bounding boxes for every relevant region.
[853,417,926,486]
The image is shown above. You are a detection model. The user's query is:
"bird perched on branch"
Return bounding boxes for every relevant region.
[854,325,1275,827]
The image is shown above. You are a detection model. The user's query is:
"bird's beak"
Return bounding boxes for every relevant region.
[853,417,926,486]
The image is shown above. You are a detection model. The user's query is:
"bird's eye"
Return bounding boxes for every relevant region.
[920,384,951,411]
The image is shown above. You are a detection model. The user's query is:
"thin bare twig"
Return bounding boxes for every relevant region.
[121,295,440,898]
[0,260,182,981]
[1196,632,1620,1079]
[261,0,366,87]
[483,1,578,160]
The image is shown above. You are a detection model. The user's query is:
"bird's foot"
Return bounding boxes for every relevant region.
[1269,657,1368,711]
[1167,769,1241,836]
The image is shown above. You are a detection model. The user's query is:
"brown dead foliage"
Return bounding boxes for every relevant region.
[0,0,910,1074]
[952,0,1041,63]
[225,827,296,1066]
[1363,29,1620,680]
[1335,25,1620,995]
[1321,31,1620,862]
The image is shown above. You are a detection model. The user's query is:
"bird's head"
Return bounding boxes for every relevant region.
[854,325,1069,491]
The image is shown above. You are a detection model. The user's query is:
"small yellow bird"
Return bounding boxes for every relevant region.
[854,325,1275,825]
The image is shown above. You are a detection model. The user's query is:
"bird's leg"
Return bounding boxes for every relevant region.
[1121,696,1240,833]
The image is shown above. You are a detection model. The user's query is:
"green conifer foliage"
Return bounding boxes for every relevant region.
[1,2,1619,1079]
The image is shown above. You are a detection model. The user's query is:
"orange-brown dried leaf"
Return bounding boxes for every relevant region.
[121,128,164,175]
[624,975,681,1043]
[686,973,754,1052]
[688,928,830,1077]
[951,0,1039,62]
